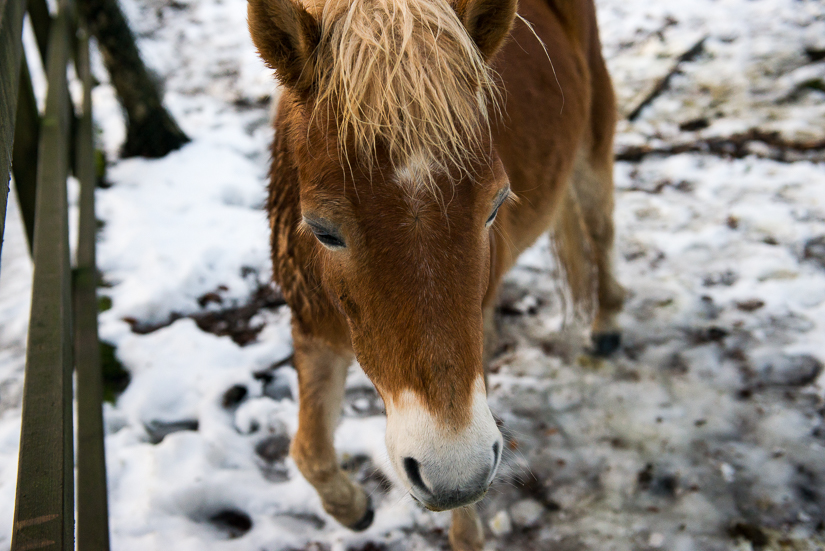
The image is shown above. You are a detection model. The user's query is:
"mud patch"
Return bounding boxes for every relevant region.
[124,283,286,345]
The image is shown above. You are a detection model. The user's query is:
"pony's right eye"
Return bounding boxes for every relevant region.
[304,218,346,249]
[313,229,346,249]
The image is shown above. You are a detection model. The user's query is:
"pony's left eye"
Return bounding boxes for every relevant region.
[486,189,510,228]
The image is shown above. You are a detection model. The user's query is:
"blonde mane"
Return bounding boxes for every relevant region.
[309,0,499,181]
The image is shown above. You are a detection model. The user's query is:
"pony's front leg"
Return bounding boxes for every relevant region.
[449,505,484,551]
[290,330,374,530]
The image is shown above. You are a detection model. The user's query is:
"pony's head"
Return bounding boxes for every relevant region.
[250,0,516,511]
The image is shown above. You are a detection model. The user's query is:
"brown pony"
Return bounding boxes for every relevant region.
[248,0,623,547]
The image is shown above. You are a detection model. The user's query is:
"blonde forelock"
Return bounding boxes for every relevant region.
[307,0,499,189]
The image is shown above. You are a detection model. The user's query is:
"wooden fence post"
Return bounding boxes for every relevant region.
[12,59,40,252]
[0,0,28,264]
[27,0,50,63]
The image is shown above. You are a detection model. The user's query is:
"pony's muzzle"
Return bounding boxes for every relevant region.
[384,376,504,511]
[402,438,502,511]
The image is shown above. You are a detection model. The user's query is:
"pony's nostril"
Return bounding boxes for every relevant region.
[403,457,429,494]
[487,441,501,486]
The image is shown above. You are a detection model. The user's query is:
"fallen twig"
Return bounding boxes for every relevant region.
[626,35,708,122]
[615,128,825,163]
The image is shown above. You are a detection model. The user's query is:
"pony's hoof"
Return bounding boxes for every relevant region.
[592,331,621,357]
[348,496,374,532]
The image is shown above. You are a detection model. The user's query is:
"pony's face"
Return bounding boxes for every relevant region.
[250,0,517,510]
[298,131,508,509]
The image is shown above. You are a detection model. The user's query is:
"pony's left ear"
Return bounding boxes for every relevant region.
[248,0,320,92]
[456,0,518,60]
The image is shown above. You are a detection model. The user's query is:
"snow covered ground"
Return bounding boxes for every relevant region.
[1,0,824,549]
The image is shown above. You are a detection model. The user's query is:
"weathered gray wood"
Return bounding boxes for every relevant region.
[10,3,74,550]
[27,0,83,182]
[27,0,84,181]
[0,0,27,268]
[12,59,40,253]
[74,27,112,551]
[27,0,50,65]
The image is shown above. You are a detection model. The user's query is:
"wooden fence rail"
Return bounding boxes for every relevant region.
[0,0,111,547]
[75,25,112,551]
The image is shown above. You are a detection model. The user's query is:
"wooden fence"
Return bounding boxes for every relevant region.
[0,0,110,548]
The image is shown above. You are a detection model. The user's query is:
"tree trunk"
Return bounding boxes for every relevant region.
[78,0,189,158]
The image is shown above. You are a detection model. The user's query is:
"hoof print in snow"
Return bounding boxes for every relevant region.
[736,299,765,312]
[256,434,291,482]
[805,47,825,62]
[144,419,199,444]
[702,270,738,287]
[679,118,710,132]
[516,476,562,513]
[256,434,291,462]
[209,509,252,539]
[255,356,295,401]
[756,354,823,387]
[688,326,728,344]
[636,463,654,490]
[287,544,330,551]
[222,384,248,409]
[795,464,821,505]
[342,455,393,498]
[260,371,293,401]
[498,293,540,316]
[727,522,768,549]
[346,540,385,551]
[636,464,678,497]
[665,353,690,375]
[804,236,825,269]
[591,331,621,357]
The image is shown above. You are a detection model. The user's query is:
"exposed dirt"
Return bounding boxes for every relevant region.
[123,283,286,345]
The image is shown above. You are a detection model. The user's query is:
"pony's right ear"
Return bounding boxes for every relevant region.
[456,0,518,60]
[248,0,320,91]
